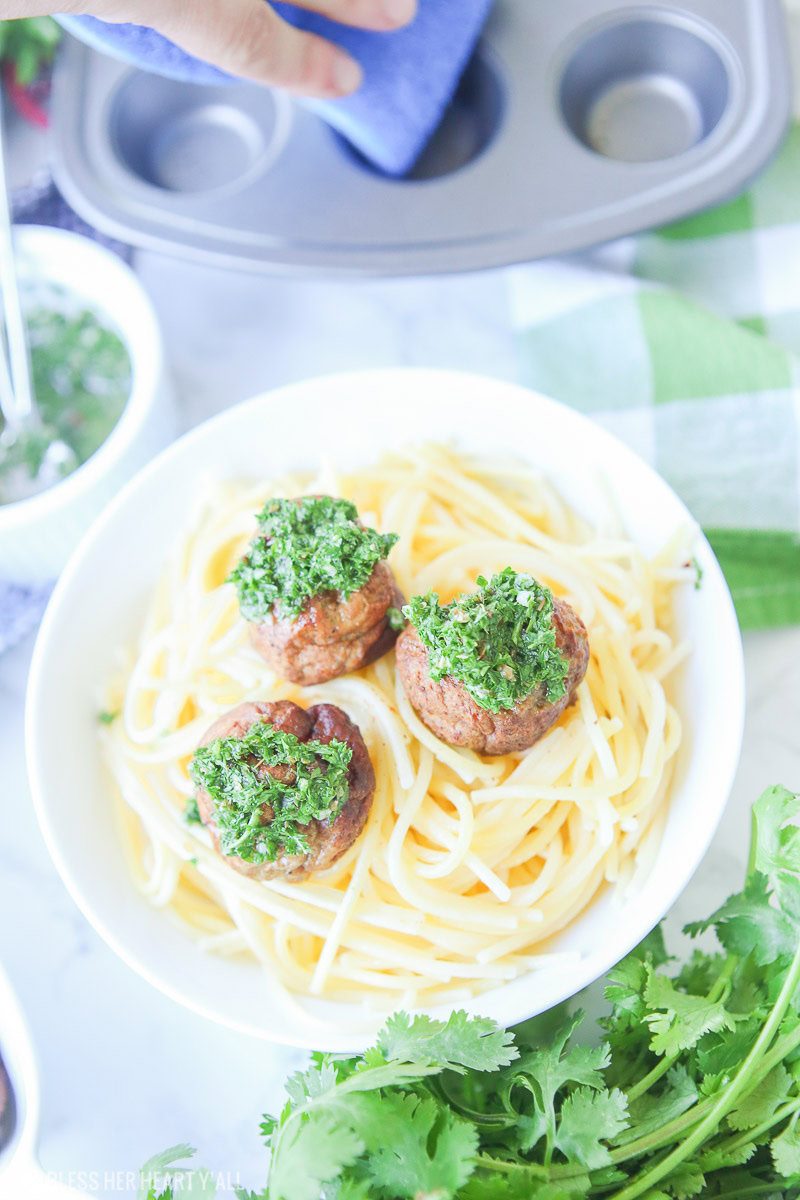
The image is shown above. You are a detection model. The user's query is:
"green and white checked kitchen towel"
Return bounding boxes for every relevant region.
[510,123,800,630]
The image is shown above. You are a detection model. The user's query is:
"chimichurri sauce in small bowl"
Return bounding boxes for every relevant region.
[0,287,131,506]
[0,1047,15,1154]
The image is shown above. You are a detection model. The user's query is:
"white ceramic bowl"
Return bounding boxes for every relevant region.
[26,369,745,1050]
[0,961,81,1197]
[0,225,175,582]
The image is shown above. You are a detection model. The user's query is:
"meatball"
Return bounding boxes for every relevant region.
[396,597,590,756]
[250,559,404,686]
[195,699,375,882]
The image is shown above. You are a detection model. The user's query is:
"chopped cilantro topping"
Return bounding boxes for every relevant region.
[691,555,704,590]
[387,606,405,631]
[228,496,398,622]
[404,568,569,714]
[98,708,119,726]
[188,721,352,863]
[183,796,202,825]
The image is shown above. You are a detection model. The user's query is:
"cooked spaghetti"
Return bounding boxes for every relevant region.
[100,444,691,1013]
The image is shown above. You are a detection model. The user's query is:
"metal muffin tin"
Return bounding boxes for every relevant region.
[50,0,792,276]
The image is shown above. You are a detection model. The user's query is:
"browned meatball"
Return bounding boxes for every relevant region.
[195,699,375,881]
[250,558,404,686]
[396,597,590,756]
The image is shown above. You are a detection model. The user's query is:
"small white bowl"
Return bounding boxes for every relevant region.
[26,369,745,1050]
[0,962,81,1197]
[0,225,175,582]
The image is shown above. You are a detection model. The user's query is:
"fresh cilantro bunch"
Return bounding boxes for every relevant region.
[148,785,800,1200]
[404,568,570,713]
[229,496,398,622]
[188,724,352,863]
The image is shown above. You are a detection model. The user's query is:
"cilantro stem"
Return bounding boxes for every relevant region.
[747,804,759,878]
[705,1187,800,1200]
[626,954,738,1103]
[755,1021,800,1078]
[472,1153,548,1178]
[608,938,800,1200]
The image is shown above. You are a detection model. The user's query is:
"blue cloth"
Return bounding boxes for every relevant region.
[58,1,494,177]
[0,582,51,654]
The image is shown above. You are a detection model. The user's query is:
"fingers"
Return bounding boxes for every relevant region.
[1,1,74,13]
[279,0,416,32]
[69,0,368,97]
[212,0,362,95]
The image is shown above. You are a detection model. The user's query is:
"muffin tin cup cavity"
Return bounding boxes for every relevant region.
[560,13,732,162]
[110,74,292,194]
[341,50,506,181]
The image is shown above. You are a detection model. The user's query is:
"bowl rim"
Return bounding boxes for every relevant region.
[25,367,746,1047]
[0,225,164,528]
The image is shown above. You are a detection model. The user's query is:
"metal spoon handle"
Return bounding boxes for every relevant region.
[0,86,35,428]
[0,303,16,423]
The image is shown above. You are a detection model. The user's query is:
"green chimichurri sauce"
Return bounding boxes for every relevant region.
[0,301,131,506]
[404,568,570,714]
[189,723,353,863]
[229,495,398,623]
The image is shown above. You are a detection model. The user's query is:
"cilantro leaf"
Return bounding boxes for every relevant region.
[137,1146,214,1200]
[726,1065,792,1131]
[645,970,739,1055]
[553,1087,629,1169]
[686,874,800,966]
[635,924,672,969]
[604,955,650,1019]
[352,1092,477,1199]
[615,1066,698,1146]
[601,932,672,1081]
[772,1122,800,1180]
[676,950,728,999]
[697,1018,765,1076]
[510,1011,608,1097]
[267,1112,363,1200]
[502,1012,610,1156]
[326,1181,373,1200]
[753,785,800,918]
[284,1058,339,1106]
[664,1161,705,1198]
[377,1011,518,1074]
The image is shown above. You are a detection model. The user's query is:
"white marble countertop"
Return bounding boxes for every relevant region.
[1,179,800,1200]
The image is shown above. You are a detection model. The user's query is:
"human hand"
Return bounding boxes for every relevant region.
[1,0,417,96]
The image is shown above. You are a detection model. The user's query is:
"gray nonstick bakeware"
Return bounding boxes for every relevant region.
[50,0,792,276]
